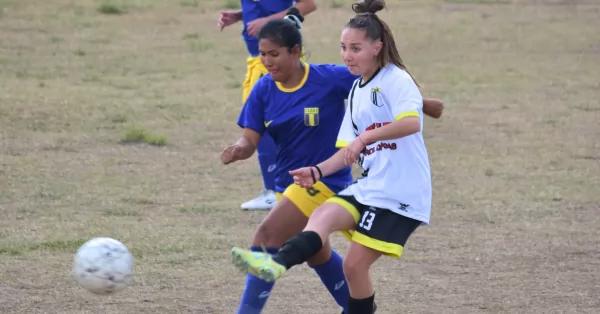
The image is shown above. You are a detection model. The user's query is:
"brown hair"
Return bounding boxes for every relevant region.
[346,0,419,86]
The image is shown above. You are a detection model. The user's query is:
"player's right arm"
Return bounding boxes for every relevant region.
[218,10,243,31]
[221,129,260,165]
[221,79,267,165]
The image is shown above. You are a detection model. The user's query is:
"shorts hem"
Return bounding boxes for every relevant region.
[352,231,404,258]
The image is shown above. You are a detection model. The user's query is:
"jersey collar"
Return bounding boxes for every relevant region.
[359,67,382,88]
[276,62,310,93]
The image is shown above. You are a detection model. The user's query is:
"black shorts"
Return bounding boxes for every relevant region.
[327,194,421,258]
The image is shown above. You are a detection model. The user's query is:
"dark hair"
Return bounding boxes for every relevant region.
[257,8,304,52]
[346,0,418,86]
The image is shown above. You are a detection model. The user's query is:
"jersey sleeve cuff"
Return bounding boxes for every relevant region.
[394,110,420,121]
[335,140,349,148]
[237,123,264,134]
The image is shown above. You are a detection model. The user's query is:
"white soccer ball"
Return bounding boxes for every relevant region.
[73,237,134,295]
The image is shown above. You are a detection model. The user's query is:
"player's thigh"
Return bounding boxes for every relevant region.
[304,195,360,236]
[321,193,364,241]
[352,208,421,259]
[251,195,308,248]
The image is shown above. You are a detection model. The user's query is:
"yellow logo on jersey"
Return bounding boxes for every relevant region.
[371,87,383,107]
[304,107,319,126]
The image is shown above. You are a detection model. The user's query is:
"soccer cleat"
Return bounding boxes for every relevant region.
[340,302,377,314]
[230,247,286,282]
[240,189,276,211]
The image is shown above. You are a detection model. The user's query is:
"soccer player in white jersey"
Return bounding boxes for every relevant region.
[229,0,431,313]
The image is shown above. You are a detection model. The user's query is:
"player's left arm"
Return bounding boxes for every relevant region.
[269,0,317,20]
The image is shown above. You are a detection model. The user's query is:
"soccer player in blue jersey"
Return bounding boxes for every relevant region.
[218,0,317,211]
[221,9,356,314]
[221,7,443,314]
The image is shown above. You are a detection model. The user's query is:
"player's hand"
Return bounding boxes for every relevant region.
[423,98,444,119]
[247,17,269,37]
[218,10,242,31]
[289,167,317,188]
[345,136,366,166]
[221,144,244,165]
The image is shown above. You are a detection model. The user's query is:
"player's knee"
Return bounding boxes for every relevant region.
[342,257,367,284]
[251,222,281,247]
[306,245,331,266]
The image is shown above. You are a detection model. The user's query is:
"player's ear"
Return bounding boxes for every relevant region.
[290,44,302,58]
[373,41,383,56]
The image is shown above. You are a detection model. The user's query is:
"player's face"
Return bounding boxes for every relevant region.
[340,28,381,76]
[259,39,299,82]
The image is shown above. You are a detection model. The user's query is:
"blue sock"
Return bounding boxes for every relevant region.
[310,250,349,313]
[236,246,279,314]
[256,132,276,191]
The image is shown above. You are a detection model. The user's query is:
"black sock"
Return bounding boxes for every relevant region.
[271,231,323,269]
[348,294,375,314]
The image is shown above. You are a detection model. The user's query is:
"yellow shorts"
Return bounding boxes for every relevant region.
[275,182,357,246]
[241,54,306,104]
[274,181,336,218]
[242,56,268,104]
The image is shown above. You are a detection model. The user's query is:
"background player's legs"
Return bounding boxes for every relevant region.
[343,242,382,314]
[240,132,277,211]
[240,56,276,211]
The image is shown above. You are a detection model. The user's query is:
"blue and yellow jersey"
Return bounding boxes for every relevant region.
[237,63,360,193]
[240,0,295,57]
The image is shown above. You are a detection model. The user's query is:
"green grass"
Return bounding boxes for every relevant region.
[331,0,345,8]
[224,0,240,9]
[120,125,167,146]
[97,0,127,14]
[177,205,218,213]
[0,239,88,256]
[0,0,598,313]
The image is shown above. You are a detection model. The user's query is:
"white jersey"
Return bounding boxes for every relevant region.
[336,64,432,224]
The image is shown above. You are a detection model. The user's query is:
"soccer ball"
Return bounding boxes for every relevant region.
[73,237,134,295]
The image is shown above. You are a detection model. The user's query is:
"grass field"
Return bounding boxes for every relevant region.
[1,0,599,313]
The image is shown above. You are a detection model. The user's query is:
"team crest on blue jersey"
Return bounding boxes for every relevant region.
[304,107,319,126]
[371,87,383,107]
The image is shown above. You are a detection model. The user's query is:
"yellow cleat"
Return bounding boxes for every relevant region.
[230,247,287,282]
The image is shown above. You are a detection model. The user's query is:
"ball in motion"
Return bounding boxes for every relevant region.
[73,237,134,295]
